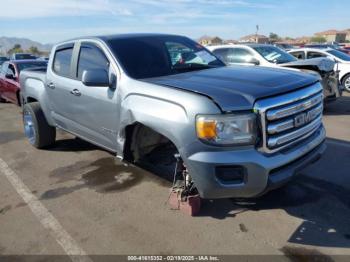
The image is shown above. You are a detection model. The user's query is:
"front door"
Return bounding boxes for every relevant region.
[66,42,119,151]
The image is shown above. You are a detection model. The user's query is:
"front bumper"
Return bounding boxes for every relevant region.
[186,126,326,199]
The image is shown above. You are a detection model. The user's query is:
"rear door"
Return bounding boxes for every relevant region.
[46,43,78,129]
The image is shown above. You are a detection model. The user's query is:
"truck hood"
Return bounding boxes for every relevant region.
[143,66,318,112]
[279,58,335,72]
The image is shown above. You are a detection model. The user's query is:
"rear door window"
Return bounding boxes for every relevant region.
[307,51,326,59]
[77,44,109,80]
[53,47,73,78]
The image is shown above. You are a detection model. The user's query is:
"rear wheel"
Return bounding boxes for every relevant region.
[23,102,56,148]
[342,74,350,92]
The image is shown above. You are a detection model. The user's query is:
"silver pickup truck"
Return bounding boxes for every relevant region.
[20,34,326,199]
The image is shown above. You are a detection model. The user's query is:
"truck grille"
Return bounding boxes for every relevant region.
[254,82,324,154]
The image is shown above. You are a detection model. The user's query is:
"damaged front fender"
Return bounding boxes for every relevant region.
[280,58,342,101]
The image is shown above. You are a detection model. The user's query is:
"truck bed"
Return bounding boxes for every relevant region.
[20,69,47,90]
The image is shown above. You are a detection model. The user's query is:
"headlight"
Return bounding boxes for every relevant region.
[196,114,257,145]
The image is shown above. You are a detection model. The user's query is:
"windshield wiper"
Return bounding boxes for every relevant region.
[172,63,214,72]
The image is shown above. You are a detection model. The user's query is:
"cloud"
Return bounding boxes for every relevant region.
[0,0,275,19]
[0,0,277,43]
[133,0,276,9]
[0,0,133,18]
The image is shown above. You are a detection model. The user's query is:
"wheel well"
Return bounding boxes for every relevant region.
[123,123,177,162]
[123,123,180,182]
[341,73,350,83]
[26,97,38,103]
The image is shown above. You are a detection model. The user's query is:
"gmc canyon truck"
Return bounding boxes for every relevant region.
[20,34,326,199]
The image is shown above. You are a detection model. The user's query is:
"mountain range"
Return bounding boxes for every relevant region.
[0,36,52,54]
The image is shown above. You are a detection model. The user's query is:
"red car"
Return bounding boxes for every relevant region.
[0,60,47,105]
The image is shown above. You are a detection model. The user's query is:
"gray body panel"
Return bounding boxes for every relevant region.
[20,34,326,199]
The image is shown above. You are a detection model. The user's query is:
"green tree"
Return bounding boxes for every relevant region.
[7,44,23,55]
[28,46,40,55]
[269,32,280,42]
[284,36,294,41]
[310,36,327,43]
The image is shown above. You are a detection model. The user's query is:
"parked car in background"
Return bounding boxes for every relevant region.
[0,60,47,105]
[289,48,350,92]
[0,56,9,65]
[37,56,49,61]
[304,43,350,55]
[20,34,326,201]
[273,42,294,51]
[305,43,341,49]
[208,44,342,102]
[11,53,37,60]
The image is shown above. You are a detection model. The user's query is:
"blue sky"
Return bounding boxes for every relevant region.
[0,0,349,44]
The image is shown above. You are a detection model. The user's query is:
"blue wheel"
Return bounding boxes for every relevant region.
[22,102,56,148]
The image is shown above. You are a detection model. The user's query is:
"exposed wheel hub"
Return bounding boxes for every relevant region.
[23,111,36,145]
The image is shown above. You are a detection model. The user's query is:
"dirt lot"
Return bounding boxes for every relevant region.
[0,93,349,260]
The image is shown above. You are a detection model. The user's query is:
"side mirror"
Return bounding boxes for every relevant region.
[249,58,260,65]
[82,69,109,87]
[5,73,15,80]
[109,73,117,90]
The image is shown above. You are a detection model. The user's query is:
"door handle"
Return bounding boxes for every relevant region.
[70,89,81,96]
[47,82,55,89]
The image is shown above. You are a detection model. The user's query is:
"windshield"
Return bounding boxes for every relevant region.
[252,46,297,64]
[107,35,224,79]
[17,62,47,72]
[327,49,350,61]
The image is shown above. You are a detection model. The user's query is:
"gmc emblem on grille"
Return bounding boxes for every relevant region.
[294,111,313,127]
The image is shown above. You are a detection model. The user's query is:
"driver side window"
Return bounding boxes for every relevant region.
[77,44,110,80]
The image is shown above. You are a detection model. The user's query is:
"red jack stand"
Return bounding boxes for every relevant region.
[169,190,201,216]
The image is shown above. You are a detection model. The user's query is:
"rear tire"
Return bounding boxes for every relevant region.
[23,102,56,148]
[342,74,350,92]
